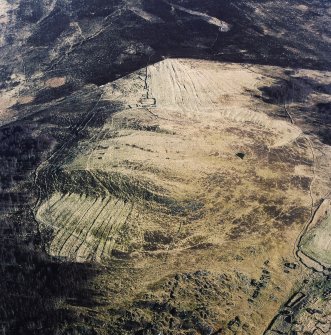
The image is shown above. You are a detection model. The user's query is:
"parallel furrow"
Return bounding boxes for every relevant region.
[45,195,89,240]
[96,201,128,261]
[94,199,123,262]
[101,202,133,260]
[59,197,105,257]
[53,197,98,256]
[74,198,112,261]
[83,198,120,261]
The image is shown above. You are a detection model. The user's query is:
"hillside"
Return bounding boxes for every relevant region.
[0,1,330,334]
